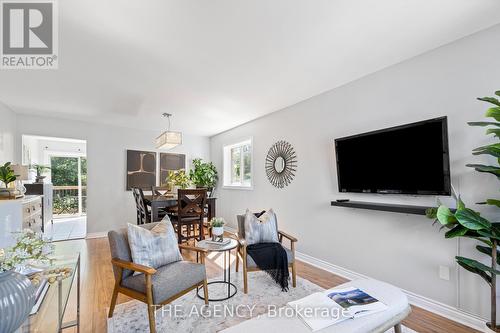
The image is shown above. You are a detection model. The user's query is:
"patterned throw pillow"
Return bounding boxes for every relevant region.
[244,208,279,245]
[127,217,182,274]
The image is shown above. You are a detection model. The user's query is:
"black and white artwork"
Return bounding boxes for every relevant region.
[126,150,156,190]
[159,153,186,186]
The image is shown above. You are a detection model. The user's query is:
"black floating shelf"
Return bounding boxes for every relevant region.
[331,200,432,215]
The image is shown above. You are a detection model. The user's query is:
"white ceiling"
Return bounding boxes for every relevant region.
[2,0,500,136]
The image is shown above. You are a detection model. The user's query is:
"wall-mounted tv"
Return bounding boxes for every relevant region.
[334,117,451,195]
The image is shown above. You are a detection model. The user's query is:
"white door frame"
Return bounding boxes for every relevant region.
[45,151,86,216]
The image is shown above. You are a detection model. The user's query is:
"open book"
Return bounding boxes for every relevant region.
[288,287,388,332]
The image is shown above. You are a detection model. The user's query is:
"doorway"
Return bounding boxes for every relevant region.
[22,135,87,241]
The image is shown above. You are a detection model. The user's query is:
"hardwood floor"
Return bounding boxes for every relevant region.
[56,237,479,333]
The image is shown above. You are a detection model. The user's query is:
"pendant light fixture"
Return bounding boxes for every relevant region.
[155,113,182,150]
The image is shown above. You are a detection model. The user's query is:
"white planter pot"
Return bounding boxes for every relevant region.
[212,227,224,236]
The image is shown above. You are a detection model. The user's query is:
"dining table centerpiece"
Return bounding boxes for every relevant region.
[167,169,191,193]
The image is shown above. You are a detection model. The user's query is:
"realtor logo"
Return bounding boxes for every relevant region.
[1,0,58,69]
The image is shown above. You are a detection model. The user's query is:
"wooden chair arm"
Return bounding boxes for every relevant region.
[278,230,298,243]
[111,258,157,275]
[226,230,247,249]
[178,244,208,253]
[237,237,247,248]
[227,231,239,240]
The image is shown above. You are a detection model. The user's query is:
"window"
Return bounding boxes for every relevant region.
[223,138,252,189]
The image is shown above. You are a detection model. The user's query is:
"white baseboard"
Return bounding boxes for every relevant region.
[86,232,107,239]
[295,251,486,332]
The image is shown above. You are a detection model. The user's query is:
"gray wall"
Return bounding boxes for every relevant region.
[15,114,210,234]
[0,103,17,164]
[210,24,500,319]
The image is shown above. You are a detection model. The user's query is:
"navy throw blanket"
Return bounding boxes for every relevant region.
[246,242,289,291]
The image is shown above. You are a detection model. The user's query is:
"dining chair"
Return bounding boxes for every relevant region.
[151,186,170,196]
[132,187,150,224]
[172,189,207,244]
[151,185,175,219]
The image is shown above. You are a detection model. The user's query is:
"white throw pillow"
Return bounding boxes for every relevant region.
[127,216,182,274]
[244,208,279,245]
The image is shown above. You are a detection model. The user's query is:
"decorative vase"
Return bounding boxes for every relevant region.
[0,270,36,333]
[15,180,26,196]
[212,226,224,237]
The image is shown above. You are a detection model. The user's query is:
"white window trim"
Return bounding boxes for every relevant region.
[222,137,254,190]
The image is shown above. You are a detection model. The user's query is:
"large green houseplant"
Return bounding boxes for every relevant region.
[426,91,500,332]
[189,158,218,194]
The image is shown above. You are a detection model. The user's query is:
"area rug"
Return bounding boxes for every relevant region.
[107,271,416,332]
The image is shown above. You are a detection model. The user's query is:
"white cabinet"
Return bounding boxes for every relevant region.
[25,183,53,231]
[0,195,43,249]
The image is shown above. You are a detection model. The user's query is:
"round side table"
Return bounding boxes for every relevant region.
[196,238,238,301]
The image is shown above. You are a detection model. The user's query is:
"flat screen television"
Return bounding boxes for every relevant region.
[334,117,451,195]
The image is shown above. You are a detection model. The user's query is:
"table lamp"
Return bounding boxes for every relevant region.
[10,164,29,196]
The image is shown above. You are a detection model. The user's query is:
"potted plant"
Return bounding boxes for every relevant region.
[30,164,51,183]
[210,217,225,239]
[167,170,191,193]
[426,90,500,332]
[0,162,19,199]
[189,158,218,196]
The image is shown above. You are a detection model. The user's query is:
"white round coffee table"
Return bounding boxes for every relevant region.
[196,238,238,301]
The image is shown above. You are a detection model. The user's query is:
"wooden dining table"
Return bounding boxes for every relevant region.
[144,194,217,222]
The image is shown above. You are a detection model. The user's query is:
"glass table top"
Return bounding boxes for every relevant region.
[19,253,80,333]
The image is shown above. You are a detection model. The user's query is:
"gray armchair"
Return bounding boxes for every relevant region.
[234,214,297,294]
[107,222,208,333]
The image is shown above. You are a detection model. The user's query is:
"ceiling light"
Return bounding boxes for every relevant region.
[155,113,182,150]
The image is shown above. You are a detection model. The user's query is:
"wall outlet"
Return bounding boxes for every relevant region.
[439,265,450,281]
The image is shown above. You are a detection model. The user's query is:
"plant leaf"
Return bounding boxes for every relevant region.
[457,256,500,275]
[476,245,500,265]
[478,97,500,107]
[486,107,500,121]
[457,196,466,210]
[472,143,500,151]
[455,208,491,230]
[425,207,438,219]
[486,128,500,138]
[468,121,500,127]
[472,144,500,158]
[477,229,500,241]
[466,164,500,178]
[486,199,500,208]
[436,205,457,225]
[463,235,493,246]
[445,225,468,238]
[456,257,492,285]
[496,91,500,97]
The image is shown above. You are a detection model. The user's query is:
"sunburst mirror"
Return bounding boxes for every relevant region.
[265,140,297,188]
